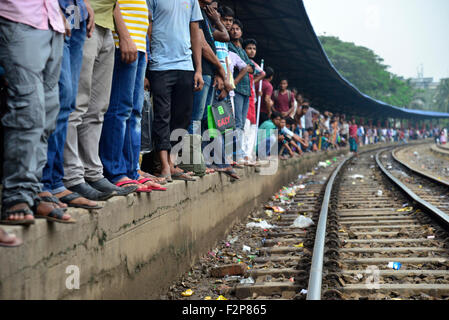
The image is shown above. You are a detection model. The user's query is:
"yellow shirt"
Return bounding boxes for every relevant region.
[91,0,117,31]
[113,0,149,53]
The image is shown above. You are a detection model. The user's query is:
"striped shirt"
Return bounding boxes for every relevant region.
[113,0,149,53]
[214,41,228,75]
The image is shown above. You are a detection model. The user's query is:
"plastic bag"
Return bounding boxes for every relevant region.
[246,220,275,229]
[291,215,314,228]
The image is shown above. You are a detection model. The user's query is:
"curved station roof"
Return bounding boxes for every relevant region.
[221,0,449,120]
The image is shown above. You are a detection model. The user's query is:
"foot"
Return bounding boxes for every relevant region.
[137,176,163,189]
[1,203,34,224]
[138,170,167,184]
[35,199,72,222]
[117,177,149,191]
[68,182,114,201]
[54,190,98,208]
[38,191,68,209]
[87,178,136,196]
[0,228,22,247]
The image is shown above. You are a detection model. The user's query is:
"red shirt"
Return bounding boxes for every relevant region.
[349,124,358,138]
[247,73,256,124]
[260,79,273,115]
[272,90,295,113]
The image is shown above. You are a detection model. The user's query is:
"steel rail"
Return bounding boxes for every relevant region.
[306,155,350,300]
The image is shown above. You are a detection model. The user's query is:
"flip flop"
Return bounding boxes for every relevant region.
[222,169,240,180]
[137,178,167,191]
[172,172,196,181]
[155,173,173,183]
[58,192,103,210]
[139,171,167,185]
[0,229,22,247]
[116,180,151,193]
[39,196,68,212]
[34,199,76,224]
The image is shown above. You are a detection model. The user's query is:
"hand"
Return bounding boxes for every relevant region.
[257,90,263,97]
[224,80,233,92]
[85,0,95,38]
[247,65,254,74]
[119,37,138,63]
[144,78,150,91]
[205,5,220,24]
[61,11,71,37]
[194,71,204,92]
[218,89,228,100]
[213,75,224,91]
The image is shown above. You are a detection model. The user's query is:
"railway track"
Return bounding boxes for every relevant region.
[309,145,449,300]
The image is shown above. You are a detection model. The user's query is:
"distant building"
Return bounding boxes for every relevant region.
[410,77,439,90]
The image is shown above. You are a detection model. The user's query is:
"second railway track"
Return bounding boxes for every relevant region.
[311,145,449,300]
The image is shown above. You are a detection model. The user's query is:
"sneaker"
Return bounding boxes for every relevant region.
[87,178,137,196]
[68,182,114,201]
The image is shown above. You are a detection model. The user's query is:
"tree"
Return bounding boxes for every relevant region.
[319,36,417,108]
[434,78,449,113]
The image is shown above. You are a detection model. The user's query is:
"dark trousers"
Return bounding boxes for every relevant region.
[149,70,194,152]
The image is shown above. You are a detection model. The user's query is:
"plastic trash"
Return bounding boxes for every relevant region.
[227,236,239,244]
[246,220,276,229]
[239,277,255,284]
[388,262,402,270]
[291,215,314,228]
[300,289,308,295]
[216,295,228,300]
[242,245,251,253]
[298,184,306,189]
[427,235,435,239]
[294,243,304,248]
[204,296,212,300]
[181,289,194,297]
[376,190,383,197]
[318,161,328,168]
[350,174,364,179]
[272,206,285,213]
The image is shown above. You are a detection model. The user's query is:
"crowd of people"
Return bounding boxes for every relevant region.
[0,0,445,248]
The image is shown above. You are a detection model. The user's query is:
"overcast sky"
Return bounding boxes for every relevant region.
[303,0,449,82]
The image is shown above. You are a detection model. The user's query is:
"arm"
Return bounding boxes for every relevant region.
[190,22,204,91]
[84,0,95,38]
[114,3,137,63]
[199,29,226,81]
[147,11,152,42]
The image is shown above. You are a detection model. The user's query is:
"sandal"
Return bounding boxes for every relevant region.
[155,173,173,183]
[137,177,167,191]
[116,180,151,193]
[0,205,35,225]
[222,168,240,180]
[34,199,76,224]
[58,192,103,210]
[40,195,68,212]
[138,171,167,185]
[172,172,196,181]
[0,229,23,247]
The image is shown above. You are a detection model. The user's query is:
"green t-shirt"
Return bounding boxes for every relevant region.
[91,0,117,31]
[257,120,277,150]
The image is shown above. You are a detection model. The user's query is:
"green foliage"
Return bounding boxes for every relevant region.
[319,36,417,108]
[434,78,449,113]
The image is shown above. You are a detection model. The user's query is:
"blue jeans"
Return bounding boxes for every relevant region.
[233,92,250,160]
[99,50,146,183]
[189,75,213,135]
[42,22,86,193]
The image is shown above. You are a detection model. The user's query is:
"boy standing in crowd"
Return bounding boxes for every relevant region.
[42,0,102,211]
[259,67,275,126]
[148,0,204,182]
[0,0,74,224]
[243,39,265,165]
[99,1,163,192]
[229,19,255,164]
[63,0,123,201]
[272,79,295,119]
